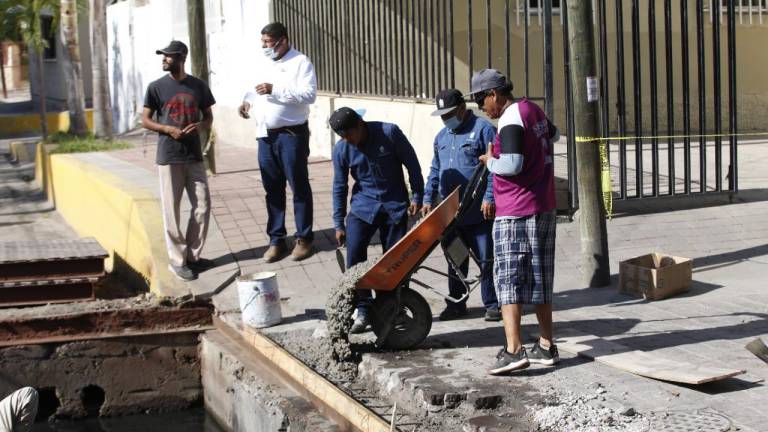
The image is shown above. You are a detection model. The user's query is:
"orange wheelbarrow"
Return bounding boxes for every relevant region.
[339,164,490,349]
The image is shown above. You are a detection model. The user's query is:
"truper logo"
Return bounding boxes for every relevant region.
[385,239,423,274]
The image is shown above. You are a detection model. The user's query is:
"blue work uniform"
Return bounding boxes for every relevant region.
[332,122,424,315]
[423,111,499,312]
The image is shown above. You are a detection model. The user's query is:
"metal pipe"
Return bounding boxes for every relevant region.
[543,0,554,120]
[437,0,443,92]
[616,0,627,199]
[411,0,417,96]
[562,0,578,210]
[632,0,643,198]
[727,0,738,192]
[430,0,436,96]
[524,0,529,96]
[649,0,659,197]
[399,0,406,96]
[448,0,456,88]
[505,0,511,78]
[468,0,473,92]
[712,0,723,192]
[697,0,707,193]
[421,0,427,97]
[665,0,675,195]
[487,0,492,68]
[681,0,692,194]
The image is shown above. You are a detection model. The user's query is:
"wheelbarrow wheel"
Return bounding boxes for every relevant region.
[370,288,432,350]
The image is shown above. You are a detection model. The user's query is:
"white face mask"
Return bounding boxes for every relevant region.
[263,38,282,60]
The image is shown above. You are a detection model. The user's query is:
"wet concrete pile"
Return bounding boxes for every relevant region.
[325,260,374,366]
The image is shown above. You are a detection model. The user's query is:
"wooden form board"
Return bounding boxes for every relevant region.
[557,330,746,385]
[214,317,394,432]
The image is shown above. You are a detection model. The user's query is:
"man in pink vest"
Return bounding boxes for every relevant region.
[473,69,561,375]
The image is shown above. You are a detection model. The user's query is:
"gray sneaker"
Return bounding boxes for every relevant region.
[168,264,197,281]
[529,341,560,366]
[488,346,530,375]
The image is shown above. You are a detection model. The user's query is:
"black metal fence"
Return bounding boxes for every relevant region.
[588,0,738,200]
[275,0,740,208]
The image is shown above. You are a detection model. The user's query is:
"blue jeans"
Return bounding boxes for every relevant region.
[446,221,498,311]
[346,210,408,316]
[257,124,314,245]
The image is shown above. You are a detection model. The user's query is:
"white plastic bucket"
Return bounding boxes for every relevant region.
[237,271,282,328]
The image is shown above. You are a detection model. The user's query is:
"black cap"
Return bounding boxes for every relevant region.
[156,40,188,56]
[431,89,465,116]
[468,68,512,96]
[328,107,362,135]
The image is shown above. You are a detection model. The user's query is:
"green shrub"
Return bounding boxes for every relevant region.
[47,133,132,154]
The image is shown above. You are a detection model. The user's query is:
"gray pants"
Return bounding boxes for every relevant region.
[158,162,211,267]
[0,387,38,432]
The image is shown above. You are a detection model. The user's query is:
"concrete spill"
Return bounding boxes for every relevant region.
[325,260,374,365]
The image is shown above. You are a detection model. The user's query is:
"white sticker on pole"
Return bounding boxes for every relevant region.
[586,76,599,102]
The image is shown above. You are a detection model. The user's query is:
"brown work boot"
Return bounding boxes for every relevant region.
[263,240,288,263]
[291,238,314,261]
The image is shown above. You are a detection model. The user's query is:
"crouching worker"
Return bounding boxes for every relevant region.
[330,107,424,333]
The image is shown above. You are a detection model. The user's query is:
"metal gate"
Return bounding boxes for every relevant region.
[567,0,739,207]
[274,1,741,211]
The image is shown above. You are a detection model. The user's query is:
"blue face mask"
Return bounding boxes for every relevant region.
[443,115,462,131]
[263,39,282,60]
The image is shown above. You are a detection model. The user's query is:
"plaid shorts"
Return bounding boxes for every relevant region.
[493,212,556,305]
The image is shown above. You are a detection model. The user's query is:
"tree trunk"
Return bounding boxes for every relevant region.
[187,0,216,173]
[60,0,89,136]
[36,49,48,140]
[90,0,112,138]
[0,47,7,99]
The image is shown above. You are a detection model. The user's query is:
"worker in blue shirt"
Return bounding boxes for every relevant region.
[330,107,424,333]
[422,89,500,322]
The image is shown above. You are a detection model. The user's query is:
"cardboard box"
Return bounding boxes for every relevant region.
[619,253,693,300]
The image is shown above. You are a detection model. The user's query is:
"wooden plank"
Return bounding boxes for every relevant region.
[557,330,745,385]
[215,317,393,432]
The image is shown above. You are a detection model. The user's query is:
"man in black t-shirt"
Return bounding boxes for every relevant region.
[142,40,216,281]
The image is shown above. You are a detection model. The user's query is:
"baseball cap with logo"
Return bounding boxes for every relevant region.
[155,40,188,56]
[431,89,465,116]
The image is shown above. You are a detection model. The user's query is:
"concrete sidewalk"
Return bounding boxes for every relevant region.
[109,133,768,430]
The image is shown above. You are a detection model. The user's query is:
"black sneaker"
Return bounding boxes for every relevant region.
[349,314,371,334]
[438,306,468,321]
[188,258,216,272]
[168,264,197,281]
[529,341,560,366]
[484,308,502,322]
[488,346,530,375]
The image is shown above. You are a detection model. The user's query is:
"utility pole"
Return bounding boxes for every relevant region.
[566,0,611,287]
[186,0,216,174]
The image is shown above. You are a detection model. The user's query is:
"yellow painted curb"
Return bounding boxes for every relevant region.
[0,109,94,137]
[34,143,186,297]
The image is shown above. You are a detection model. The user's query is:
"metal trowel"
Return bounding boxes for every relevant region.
[746,338,768,365]
[336,248,346,273]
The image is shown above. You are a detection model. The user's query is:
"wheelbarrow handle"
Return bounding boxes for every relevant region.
[456,163,490,219]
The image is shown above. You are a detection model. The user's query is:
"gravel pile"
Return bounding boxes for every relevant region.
[531,388,650,432]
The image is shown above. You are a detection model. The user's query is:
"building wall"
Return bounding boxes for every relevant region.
[28,11,93,110]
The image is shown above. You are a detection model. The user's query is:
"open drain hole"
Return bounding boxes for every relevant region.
[36,387,60,421]
[80,385,105,417]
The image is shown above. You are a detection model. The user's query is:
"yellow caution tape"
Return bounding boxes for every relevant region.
[575,130,768,143]
[598,140,612,219]
[574,130,768,219]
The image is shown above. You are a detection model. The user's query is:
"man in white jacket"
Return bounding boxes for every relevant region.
[239,22,318,263]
